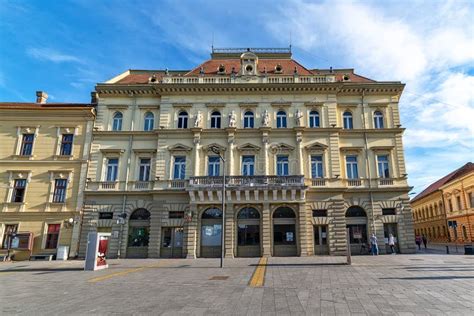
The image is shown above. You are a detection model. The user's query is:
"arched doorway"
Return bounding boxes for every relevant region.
[127,208,150,258]
[345,206,368,255]
[236,207,261,257]
[200,207,222,258]
[273,206,297,256]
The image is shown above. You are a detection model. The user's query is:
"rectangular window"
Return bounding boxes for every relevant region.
[469,192,473,208]
[311,155,324,178]
[312,209,327,217]
[169,211,184,219]
[98,212,114,219]
[2,224,18,249]
[52,179,67,203]
[106,158,119,181]
[173,156,186,180]
[139,158,151,181]
[11,179,26,203]
[20,134,34,156]
[377,155,390,178]
[382,208,396,215]
[276,155,289,176]
[208,156,220,176]
[346,156,359,179]
[60,134,74,156]
[456,196,462,210]
[45,224,60,249]
[448,199,453,212]
[242,155,255,176]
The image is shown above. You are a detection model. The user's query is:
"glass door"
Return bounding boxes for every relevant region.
[313,225,329,255]
[161,227,184,258]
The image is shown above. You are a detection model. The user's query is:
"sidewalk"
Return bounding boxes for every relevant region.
[415,242,473,255]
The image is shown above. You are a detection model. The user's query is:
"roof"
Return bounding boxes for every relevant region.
[411,162,474,203]
[0,102,93,109]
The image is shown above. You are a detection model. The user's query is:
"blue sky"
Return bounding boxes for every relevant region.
[1,0,473,194]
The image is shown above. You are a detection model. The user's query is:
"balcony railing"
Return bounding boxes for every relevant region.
[378,178,394,186]
[161,75,335,85]
[189,175,305,188]
[168,179,187,189]
[128,181,154,190]
[309,178,327,187]
[347,179,362,187]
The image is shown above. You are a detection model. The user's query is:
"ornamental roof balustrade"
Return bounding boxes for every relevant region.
[160,75,335,85]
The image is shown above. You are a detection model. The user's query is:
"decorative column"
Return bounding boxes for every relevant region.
[224,203,234,258]
[262,202,272,256]
[184,204,198,259]
[298,203,310,256]
[260,127,271,175]
[226,128,236,175]
[295,129,304,175]
[191,128,202,176]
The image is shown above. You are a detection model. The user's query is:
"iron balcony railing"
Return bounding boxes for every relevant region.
[189,175,305,188]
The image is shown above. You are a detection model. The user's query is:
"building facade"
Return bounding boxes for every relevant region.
[0,93,95,260]
[80,48,415,258]
[411,162,473,243]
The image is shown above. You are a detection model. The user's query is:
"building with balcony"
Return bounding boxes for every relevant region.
[0,93,95,260]
[411,162,473,243]
[80,47,415,258]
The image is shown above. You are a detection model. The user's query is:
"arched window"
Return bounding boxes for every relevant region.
[276,111,287,128]
[243,111,254,128]
[112,112,123,131]
[130,208,151,220]
[273,207,296,218]
[144,112,154,131]
[345,206,367,217]
[210,111,221,128]
[309,110,320,128]
[177,111,188,129]
[237,207,260,219]
[373,111,384,129]
[343,111,353,129]
[202,207,222,219]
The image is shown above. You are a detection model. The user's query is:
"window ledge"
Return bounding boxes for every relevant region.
[54,155,74,160]
[11,155,35,160]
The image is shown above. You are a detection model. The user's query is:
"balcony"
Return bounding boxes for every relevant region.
[307,178,327,187]
[128,181,154,190]
[161,75,335,85]
[378,178,394,186]
[189,175,305,189]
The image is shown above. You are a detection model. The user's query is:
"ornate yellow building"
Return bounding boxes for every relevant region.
[79,47,415,258]
[411,162,473,243]
[0,93,95,260]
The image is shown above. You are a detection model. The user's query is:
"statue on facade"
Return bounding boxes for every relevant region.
[194,111,203,128]
[262,109,270,127]
[295,109,303,127]
[228,110,236,128]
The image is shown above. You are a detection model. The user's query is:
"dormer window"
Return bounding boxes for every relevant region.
[240,51,258,76]
[274,64,283,74]
[217,64,226,74]
[245,65,253,73]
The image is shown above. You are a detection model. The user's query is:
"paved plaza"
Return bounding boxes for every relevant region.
[1,252,473,315]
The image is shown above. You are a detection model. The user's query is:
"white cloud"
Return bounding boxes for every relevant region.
[27,47,83,64]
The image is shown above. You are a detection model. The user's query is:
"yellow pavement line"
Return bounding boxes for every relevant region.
[249,257,267,287]
[0,271,16,276]
[88,263,165,283]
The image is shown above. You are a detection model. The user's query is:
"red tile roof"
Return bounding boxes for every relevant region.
[411,162,474,203]
[0,102,92,108]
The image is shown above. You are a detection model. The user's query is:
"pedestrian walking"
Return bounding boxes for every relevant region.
[388,234,396,254]
[422,235,427,249]
[370,233,378,256]
[415,235,422,250]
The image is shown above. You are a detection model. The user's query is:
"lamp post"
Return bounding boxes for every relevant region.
[209,145,225,268]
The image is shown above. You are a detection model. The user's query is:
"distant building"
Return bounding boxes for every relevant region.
[0,92,95,260]
[78,47,415,258]
[411,162,474,243]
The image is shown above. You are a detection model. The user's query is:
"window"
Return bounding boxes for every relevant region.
[139,158,151,181]
[20,134,34,156]
[52,179,67,203]
[2,224,18,249]
[11,179,26,203]
[311,155,323,178]
[276,111,287,128]
[177,111,188,129]
[45,224,60,249]
[448,199,453,212]
[60,134,73,156]
[309,111,320,128]
[469,192,473,208]
[276,155,289,176]
[374,111,384,128]
[173,156,186,180]
[312,209,327,217]
[208,156,220,176]
[144,112,154,131]
[346,156,359,179]
[382,208,396,215]
[343,111,353,129]
[456,196,462,210]
[242,155,255,176]
[112,112,123,131]
[243,111,254,128]
[106,158,119,181]
[99,212,113,219]
[169,211,184,219]
[377,155,390,178]
[210,111,221,128]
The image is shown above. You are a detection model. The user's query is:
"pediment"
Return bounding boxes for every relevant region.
[203,143,227,152]
[168,143,192,152]
[305,142,328,151]
[237,143,261,152]
[270,143,295,153]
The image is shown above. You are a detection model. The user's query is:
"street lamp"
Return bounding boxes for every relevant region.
[208,145,226,268]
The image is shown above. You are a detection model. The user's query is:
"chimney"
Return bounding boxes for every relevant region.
[36,91,48,104]
[91,92,98,104]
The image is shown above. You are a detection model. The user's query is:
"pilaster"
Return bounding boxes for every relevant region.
[298,203,310,256]
[224,203,234,258]
[184,204,198,259]
[262,202,271,256]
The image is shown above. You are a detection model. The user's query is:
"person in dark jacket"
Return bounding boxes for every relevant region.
[422,235,427,249]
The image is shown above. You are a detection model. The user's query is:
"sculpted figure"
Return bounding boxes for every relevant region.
[295,109,303,127]
[262,109,270,127]
[194,111,203,128]
[229,110,236,127]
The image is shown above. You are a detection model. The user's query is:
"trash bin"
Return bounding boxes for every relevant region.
[56,246,69,260]
[464,245,473,255]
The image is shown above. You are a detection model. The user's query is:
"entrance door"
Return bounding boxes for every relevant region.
[273,207,297,256]
[160,227,184,258]
[200,208,222,258]
[383,223,398,254]
[126,209,150,258]
[313,225,329,255]
[236,207,261,257]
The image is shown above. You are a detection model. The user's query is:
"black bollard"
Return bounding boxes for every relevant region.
[446,245,449,254]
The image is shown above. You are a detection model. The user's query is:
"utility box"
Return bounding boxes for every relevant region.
[84,232,110,271]
[56,246,69,260]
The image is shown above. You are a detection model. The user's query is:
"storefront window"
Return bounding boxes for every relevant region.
[201,224,222,246]
[128,227,149,247]
[238,225,259,246]
[347,224,367,244]
[273,224,296,245]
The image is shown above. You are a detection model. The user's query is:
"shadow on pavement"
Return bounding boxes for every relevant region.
[251,262,347,267]
[380,276,474,280]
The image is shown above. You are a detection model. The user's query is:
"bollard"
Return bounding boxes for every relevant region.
[446,245,449,254]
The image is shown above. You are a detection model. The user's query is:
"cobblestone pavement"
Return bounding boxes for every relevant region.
[1,254,473,315]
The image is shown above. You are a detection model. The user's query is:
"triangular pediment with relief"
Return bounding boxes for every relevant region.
[270,143,295,152]
[168,143,192,152]
[305,142,328,151]
[203,143,227,152]
[237,143,261,152]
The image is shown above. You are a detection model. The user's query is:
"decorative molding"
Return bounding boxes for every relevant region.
[305,142,328,152]
[172,103,193,108]
[236,143,261,152]
[168,143,192,152]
